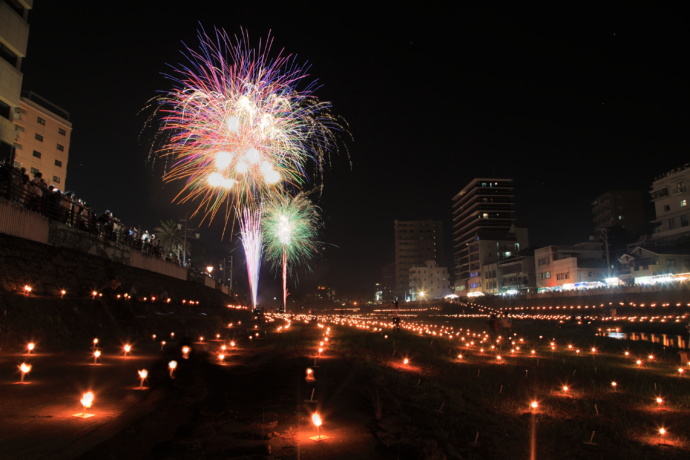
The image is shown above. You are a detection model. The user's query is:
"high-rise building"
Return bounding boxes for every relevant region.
[451,178,526,296]
[0,0,33,163]
[393,219,444,301]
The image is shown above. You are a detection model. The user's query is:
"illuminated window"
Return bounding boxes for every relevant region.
[681,200,687,207]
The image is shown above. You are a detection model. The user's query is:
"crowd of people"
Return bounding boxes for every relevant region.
[0,159,169,260]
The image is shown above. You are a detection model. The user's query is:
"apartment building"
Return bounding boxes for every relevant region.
[15,91,71,187]
[649,163,690,242]
[408,260,452,300]
[0,0,33,163]
[451,178,527,296]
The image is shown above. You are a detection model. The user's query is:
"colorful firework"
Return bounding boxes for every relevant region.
[147,26,347,308]
[148,26,345,231]
[262,190,323,312]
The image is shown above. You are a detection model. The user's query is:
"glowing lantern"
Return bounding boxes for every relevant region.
[138,369,148,389]
[310,412,326,440]
[181,346,191,359]
[123,344,132,357]
[18,363,32,383]
[81,391,94,415]
[93,349,101,364]
[168,360,178,378]
[26,342,35,354]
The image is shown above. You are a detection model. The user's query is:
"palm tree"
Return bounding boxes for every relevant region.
[153,219,189,262]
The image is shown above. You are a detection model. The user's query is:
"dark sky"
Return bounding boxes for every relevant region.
[20,2,690,301]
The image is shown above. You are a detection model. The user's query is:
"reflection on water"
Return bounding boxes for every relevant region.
[598,331,689,350]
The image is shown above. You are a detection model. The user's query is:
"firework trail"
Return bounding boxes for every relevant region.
[240,206,263,309]
[147,26,346,308]
[262,190,323,312]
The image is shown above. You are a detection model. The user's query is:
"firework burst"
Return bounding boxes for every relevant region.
[148,26,344,232]
[262,190,323,312]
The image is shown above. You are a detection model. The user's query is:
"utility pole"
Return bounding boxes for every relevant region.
[600,227,611,278]
[181,214,188,267]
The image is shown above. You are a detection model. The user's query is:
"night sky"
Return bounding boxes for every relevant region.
[19,2,690,301]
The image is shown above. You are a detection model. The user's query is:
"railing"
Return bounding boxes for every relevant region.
[1,165,170,260]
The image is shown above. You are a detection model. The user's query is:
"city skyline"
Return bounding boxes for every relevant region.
[18,2,690,300]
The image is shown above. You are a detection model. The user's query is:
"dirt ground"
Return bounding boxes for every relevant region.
[73,325,395,460]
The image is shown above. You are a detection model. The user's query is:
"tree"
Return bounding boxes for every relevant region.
[153,219,195,262]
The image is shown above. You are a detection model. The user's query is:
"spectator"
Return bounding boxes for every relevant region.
[29,171,48,212]
[61,191,74,225]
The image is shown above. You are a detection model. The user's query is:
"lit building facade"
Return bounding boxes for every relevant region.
[408,260,452,300]
[618,246,690,285]
[0,0,33,163]
[481,249,536,295]
[534,242,607,292]
[15,91,71,188]
[451,178,526,296]
[649,163,690,242]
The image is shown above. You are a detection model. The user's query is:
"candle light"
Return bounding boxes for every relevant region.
[138,369,148,389]
[18,363,32,383]
[168,360,178,378]
[80,391,94,416]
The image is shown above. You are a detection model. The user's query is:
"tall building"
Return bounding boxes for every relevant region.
[393,219,444,301]
[451,178,526,296]
[15,91,71,188]
[0,0,33,163]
